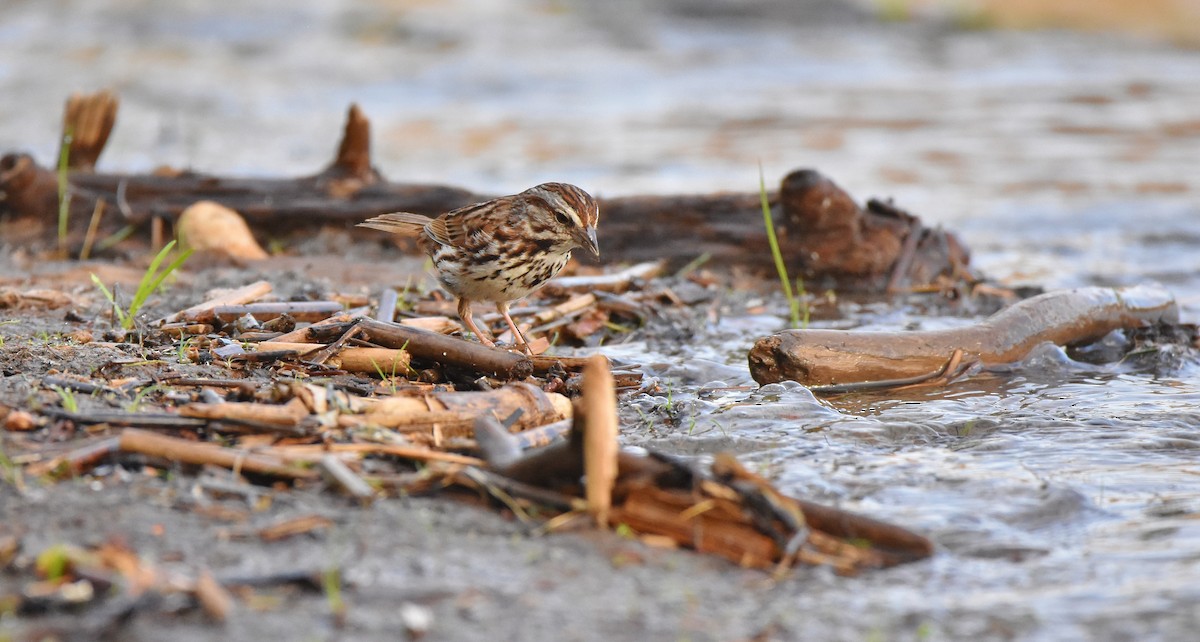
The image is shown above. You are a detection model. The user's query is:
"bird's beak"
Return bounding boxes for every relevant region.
[580,227,600,259]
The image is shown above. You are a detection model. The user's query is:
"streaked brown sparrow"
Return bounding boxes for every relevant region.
[359,182,600,353]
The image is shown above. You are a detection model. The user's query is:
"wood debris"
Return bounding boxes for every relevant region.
[1,266,933,584]
[750,284,1180,387]
[4,91,973,293]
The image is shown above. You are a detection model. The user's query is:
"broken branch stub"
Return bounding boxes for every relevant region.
[582,354,619,527]
[61,90,119,171]
[749,284,1180,386]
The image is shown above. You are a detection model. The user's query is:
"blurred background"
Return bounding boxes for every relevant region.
[2,0,1197,220]
[4,4,1200,639]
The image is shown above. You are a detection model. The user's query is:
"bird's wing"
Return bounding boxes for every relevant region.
[357,212,433,238]
[429,201,493,248]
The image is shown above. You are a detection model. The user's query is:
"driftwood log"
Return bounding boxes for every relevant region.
[1,91,971,292]
[748,284,1180,386]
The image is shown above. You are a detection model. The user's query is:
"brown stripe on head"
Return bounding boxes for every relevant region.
[523,182,600,230]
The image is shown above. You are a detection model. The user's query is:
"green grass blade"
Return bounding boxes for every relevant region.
[96,224,136,251]
[57,130,74,257]
[758,165,801,328]
[125,241,193,325]
[137,244,193,312]
[90,272,130,328]
[137,241,176,298]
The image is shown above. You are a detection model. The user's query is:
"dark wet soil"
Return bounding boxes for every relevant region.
[0,245,795,642]
[4,477,778,642]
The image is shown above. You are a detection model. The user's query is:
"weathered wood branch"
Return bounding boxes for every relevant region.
[353,317,534,380]
[748,284,1180,386]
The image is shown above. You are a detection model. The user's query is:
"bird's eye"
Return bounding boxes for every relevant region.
[554,211,572,226]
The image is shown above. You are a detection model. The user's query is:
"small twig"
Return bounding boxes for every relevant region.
[24,436,121,478]
[194,569,234,622]
[356,317,533,380]
[318,454,377,503]
[156,376,257,398]
[41,375,129,399]
[257,514,335,542]
[158,280,273,325]
[461,466,581,514]
[274,442,483,467]
[38,408,208,429]
[886,219,923,294]
[512,418,572,450]
[115,177,133,219]
[376,289,398,323]
[309,323,362,365]
[541,260,665,295]
[150,215,164,252]
[117,428,318,481]
[203,301,345,324]
[79,197,106,260]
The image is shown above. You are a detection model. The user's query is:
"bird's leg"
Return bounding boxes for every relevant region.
[497,301,532,355]
[457,298,495,347]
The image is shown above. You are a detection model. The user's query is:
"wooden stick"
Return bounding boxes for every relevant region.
[528,353,608,374]
[38,408,208,429]
[257,515,335,542]
[179,399,309,427]
[254,341,410,375]
[459,466,583,512]
[582,355,618,526]
[273,442,482,467]
[611,486,779,569]
[194,569,234,622]
[319,454,377,503]
[396,316,461,334]
[160,322,215,337]
[79,197,106,260]
[542,261,665,295]
[24,436,121,478]
[376,289,398,323]
[541,292,597,320]
[266,315,359,344]
[117,428,317,480]
[790,497,934,562]
[185,301,344,324]
[158,280,272,325]
[342,383,572,439]
[512,418,572,450]
[356,317,533,380]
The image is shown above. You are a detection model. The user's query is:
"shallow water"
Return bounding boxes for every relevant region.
[3,1,1200,639]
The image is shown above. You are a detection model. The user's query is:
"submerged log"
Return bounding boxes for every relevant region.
[1,92,969,292]
[748,284,1179,386]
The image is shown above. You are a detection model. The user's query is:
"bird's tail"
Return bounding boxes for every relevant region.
[357,212,432,236]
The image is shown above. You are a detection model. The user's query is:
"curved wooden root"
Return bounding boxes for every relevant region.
[749,284,1179,386]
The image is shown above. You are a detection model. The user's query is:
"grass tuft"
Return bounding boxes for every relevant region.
[91,240,193,330]
[50,385,79,414]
